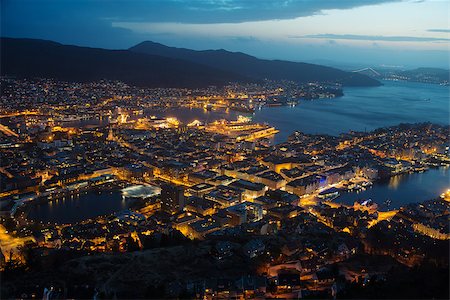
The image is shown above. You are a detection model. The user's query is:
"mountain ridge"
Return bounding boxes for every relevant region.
[130,41,381,87]
[1,37,381,88]
[0,37,251,88]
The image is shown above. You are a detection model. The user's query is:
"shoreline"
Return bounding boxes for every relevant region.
[22,165,449,225]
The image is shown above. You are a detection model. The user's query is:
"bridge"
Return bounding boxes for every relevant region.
[352,67,381,76]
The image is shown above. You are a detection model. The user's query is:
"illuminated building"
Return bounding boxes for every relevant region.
[121,184,161,200]
[186,183,215,197]
[440,189,450,201]
[317,187,340,200]
[226,201,263,223]
[160,183,185,213]
[229,179,267,201]
[285,175,323,196]
[206,175,235,186]
[184,196,218,216]
[185,217,222,240]
[204,185,242,207]
[188,170,218,184]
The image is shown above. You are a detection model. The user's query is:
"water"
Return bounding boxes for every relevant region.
[142,81,449,143]
[252,80,449,143]
[28,190,127,224]
[29,168,449,223]
[335,167,449,210]
[144,107,242,124]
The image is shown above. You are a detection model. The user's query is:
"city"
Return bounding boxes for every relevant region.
[1,77,449,299]
[1,0,449,299]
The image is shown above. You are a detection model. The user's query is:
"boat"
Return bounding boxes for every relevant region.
[345,182,356,190]
[361,181,373,187]
[317,187,340,200]
[353,184,363,191]
[354,198,378,212]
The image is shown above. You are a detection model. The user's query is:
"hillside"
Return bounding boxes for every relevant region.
[402,67,449,82]
[0,38,250,88]
[130,41,381,87]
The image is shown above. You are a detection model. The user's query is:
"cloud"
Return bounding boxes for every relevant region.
[158,0,403,23]
[2,0,403,26]
[292,34,450,42]
[180,0,405,23]
[427,29,450,33]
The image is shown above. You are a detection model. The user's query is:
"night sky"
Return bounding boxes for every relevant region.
[1,0,449,68]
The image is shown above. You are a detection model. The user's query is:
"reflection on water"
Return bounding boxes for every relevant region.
[28,190,126,224]
[388,175,401,190]
[64,81,449,145]
[29,168,449,223]
[336,167,449,210]
[252,80,449,143]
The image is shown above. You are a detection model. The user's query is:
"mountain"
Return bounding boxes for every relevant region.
[1,37,381,88]
[0,38,250,88]
[401,68,449,82]
[130,41,381,87]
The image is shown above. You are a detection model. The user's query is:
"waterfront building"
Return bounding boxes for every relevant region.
[285,175,323,196]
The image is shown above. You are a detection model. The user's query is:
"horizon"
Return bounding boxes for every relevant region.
[2,0,449,69]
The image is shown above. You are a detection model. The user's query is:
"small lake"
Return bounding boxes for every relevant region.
[27,190,127,224]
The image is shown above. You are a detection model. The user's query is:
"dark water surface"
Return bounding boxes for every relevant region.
[142,81,449,143]
[255,80,449,142]
[28,190,126,224]
[335,167,449,210]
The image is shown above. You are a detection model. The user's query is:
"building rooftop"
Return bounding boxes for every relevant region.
[230,179,266,191]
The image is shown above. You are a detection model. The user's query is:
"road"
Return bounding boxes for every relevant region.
[0,224,35,263]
